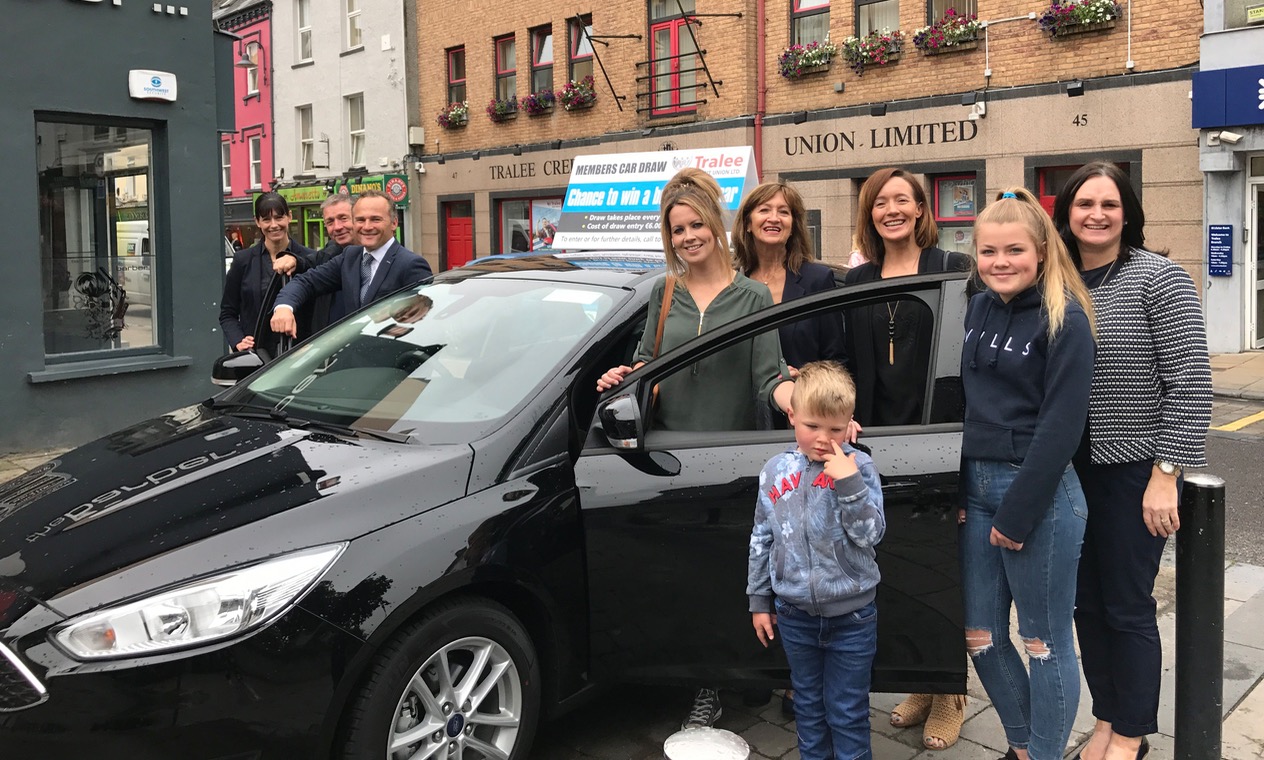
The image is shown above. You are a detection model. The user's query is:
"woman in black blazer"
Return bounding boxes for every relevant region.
[219,192,316,356]
[219,189,316,356]
[733,182,846,372]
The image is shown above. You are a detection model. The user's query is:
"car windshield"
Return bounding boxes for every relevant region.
[224,277,621,442]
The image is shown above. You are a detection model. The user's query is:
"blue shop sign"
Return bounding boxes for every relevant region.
[1209,225,1233,277]
[1192,64,1264,129]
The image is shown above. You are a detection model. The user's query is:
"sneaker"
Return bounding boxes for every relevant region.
[681,687,723,730]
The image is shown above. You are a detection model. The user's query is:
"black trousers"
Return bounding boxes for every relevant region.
[1071,456,1170,737]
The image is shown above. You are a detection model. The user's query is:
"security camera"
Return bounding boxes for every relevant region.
[1219,130,1244,144]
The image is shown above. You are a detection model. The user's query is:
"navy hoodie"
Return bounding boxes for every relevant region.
[961,286,1094,543]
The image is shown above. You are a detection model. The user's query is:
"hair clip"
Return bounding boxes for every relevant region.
[1001,191,1017,199]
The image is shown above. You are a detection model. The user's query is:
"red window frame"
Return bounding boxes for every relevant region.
[446,47,466,105]
[530,26,554,94]
[932,174,978,223]
[791,0,831,45]
[495,35,516,102]
[569,15,593,82]
[649,18,698,116]
[496,197,563,253]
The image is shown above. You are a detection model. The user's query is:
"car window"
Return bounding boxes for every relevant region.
[224,278,621,442]
[640,295,938,434]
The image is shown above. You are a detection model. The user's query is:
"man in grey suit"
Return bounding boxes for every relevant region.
[271,190,432,338]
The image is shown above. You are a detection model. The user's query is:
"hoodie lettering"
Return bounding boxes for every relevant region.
[812,471,835,489]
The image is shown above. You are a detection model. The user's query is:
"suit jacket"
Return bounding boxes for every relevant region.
[220,240,318,351]
[779,261,847,370]
[275,239,433,317]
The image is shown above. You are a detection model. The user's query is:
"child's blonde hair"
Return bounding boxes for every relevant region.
[790,361,857,419]
[974,187,1095,338]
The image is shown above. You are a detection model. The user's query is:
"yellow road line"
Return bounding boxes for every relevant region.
[1213,409,1264,432]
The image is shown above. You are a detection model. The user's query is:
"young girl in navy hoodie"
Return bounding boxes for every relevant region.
[960,188,1096,760]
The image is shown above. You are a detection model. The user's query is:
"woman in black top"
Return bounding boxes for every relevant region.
[844,168,971,429]
[219,192,317,356]
[733,181,846,371]
[843,167,970,751]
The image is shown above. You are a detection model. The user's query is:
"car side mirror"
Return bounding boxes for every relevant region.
[597,393,643,450]
[212,349,265,387]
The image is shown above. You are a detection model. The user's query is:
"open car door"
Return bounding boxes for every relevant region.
[576,272,970,694]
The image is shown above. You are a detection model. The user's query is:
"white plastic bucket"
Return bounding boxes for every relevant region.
[662,727,751,760]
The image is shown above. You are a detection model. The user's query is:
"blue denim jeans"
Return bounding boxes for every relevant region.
[775,597,877,760]
[960,459,1087,760]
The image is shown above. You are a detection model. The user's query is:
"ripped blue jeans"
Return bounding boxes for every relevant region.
[960,459,1087,760]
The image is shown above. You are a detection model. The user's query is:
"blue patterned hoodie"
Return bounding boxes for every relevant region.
[747,444,885,618]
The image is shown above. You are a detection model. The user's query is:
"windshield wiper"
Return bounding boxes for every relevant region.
[286,418,414,443]
[203,398,412,443]
[202,398,289,421]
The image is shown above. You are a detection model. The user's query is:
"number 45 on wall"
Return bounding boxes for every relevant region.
[1072,114,1089,126]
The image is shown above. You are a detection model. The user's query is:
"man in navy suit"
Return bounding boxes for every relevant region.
[271,190,432,339]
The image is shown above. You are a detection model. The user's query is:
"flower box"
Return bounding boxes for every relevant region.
[923,39,978,55]
[558,76,598,111]
[778,41,839,79]
[913,10,982,55]
[436,102,469,130]
[486,96,519,124]
[840,30,904,76]
[1037,0,1122,37]
[1052,19,1116,36]
[522,90,556,117]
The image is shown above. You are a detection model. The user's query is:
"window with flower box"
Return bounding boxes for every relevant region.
[649,0,699,116]
[927,0,975,22]
[447,47,466,105]
[495,35,517,102]
[793,0,831,45]
[569,15,594,82]
[856,0,898,35]
[531,26,554,93]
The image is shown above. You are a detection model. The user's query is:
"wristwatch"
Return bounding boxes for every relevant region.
[1155,459,1183,476]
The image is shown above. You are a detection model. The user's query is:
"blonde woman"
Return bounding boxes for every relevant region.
[960,188,1096,760]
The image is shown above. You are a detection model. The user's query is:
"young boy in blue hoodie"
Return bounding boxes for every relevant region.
[747,361,886,760]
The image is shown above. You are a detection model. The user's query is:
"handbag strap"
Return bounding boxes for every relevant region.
[652,276,676,358]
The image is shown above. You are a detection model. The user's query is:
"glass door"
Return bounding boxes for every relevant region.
[1253,184,1263,348]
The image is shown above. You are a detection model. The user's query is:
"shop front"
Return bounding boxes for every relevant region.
[223,197,256,250]
[1,3,234,451]
[264,173,412,250]
[765,75,1202,281]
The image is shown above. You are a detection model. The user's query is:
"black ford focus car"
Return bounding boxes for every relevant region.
[0,256,970,759]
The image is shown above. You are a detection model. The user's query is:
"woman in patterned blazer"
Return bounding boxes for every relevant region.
[1054,162,1213,760]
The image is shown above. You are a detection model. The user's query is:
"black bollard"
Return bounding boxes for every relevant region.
[1174,473,1226,760]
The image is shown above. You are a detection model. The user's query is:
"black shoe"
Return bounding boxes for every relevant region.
[681,687,722,730]
[781,690,795,718]
[1136,737,1151,759]
[999,749,1018,760]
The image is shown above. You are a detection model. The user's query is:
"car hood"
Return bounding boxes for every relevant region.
[0,405,471,626]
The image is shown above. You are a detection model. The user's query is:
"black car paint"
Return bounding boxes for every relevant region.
[0,263,969,758]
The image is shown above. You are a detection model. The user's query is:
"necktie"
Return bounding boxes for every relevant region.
[359,251,374,306]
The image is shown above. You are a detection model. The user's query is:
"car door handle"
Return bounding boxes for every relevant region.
[502,486,539,502]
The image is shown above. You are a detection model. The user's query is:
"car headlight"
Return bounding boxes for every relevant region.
[51,544,346,660]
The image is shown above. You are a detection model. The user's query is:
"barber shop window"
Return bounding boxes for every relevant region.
[37,119,159,357]
[496,197,563,253]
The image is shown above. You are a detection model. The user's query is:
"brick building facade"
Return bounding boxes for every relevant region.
[414,0,1205,284]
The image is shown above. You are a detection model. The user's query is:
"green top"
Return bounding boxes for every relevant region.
[635,273,788,431]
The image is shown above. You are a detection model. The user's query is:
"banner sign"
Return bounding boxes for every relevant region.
[554,146,758,250]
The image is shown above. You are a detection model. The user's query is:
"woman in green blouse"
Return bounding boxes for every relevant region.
[596,170,793,431]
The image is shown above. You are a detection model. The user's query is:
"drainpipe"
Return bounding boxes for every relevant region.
[754,0,766,180]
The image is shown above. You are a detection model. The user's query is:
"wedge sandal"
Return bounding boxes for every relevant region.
[888,692,933,728]
[922,694,966,750]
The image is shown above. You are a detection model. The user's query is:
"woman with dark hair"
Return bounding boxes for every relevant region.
[1054,162,1212,760]
[733,182,846,371]
[219,192,317,356]
[843,167,971,751]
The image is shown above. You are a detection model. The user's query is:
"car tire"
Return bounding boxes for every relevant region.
[340,597,541,760]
